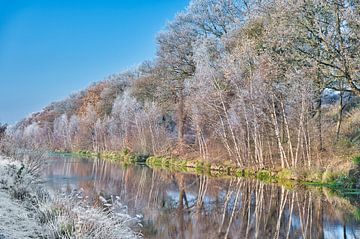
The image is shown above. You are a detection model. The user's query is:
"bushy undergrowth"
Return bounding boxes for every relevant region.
[0,155,141,239]
[0,157,47,203]
[38,190,142,239]
[353,156,360,165]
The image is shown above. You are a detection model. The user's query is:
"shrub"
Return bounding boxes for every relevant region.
[353,156,360,165]
[256,170,272,182]
[38,191,141,239]
[333,175,356,189]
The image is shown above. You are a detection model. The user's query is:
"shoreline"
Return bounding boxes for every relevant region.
[61,150,360,193]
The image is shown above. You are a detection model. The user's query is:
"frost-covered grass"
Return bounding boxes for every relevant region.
[0,155,47,202]
[38,190,142,239]
[0,154,141,239]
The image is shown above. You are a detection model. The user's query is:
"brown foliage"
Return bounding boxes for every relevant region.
[77,82,109,117]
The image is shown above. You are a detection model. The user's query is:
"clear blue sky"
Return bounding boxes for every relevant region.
[0,0,189,124]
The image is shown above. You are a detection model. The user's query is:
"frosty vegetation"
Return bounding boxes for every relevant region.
[6,0,360,170]
[0,154,141,239]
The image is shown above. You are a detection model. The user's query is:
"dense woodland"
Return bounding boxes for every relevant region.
[6,0,360,169]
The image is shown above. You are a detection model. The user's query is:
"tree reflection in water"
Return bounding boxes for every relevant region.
[44,156,360,239]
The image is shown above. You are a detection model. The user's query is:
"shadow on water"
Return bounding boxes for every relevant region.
[43,155,360,239]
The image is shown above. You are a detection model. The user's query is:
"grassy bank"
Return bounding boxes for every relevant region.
[59,149,360,191]
[145,156,357,188]
[63,149,149,163]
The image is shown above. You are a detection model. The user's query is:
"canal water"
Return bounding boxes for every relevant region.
[44,155,360,239]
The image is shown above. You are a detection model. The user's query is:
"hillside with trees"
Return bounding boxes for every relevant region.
[8,0,360,172]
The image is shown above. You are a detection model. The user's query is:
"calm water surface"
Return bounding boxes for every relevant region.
[43,155,360,239]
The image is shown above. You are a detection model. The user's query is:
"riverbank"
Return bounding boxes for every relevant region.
[68,150,360,192]
[0,155,141,239]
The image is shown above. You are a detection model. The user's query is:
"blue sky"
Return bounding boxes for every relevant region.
[0,0,189,124]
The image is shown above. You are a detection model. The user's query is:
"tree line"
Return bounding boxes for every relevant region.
[8,0,360,169]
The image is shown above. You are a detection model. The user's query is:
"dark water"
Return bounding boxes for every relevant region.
[43,155,360,239]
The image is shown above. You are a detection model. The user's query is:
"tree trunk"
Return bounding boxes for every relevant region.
[271,96,289,168]
[336,90,344,142]
[177,91,186,145]
[316,91,324,153]
[281,101,294,167]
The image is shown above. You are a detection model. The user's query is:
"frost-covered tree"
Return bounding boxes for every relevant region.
[53,114,69,150]
[186,0,245,37]
[0,123,7,141]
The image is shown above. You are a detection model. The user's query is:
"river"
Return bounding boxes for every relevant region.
[43,154,360,239]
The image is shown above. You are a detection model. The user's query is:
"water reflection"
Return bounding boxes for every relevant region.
[44,156,360,239]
